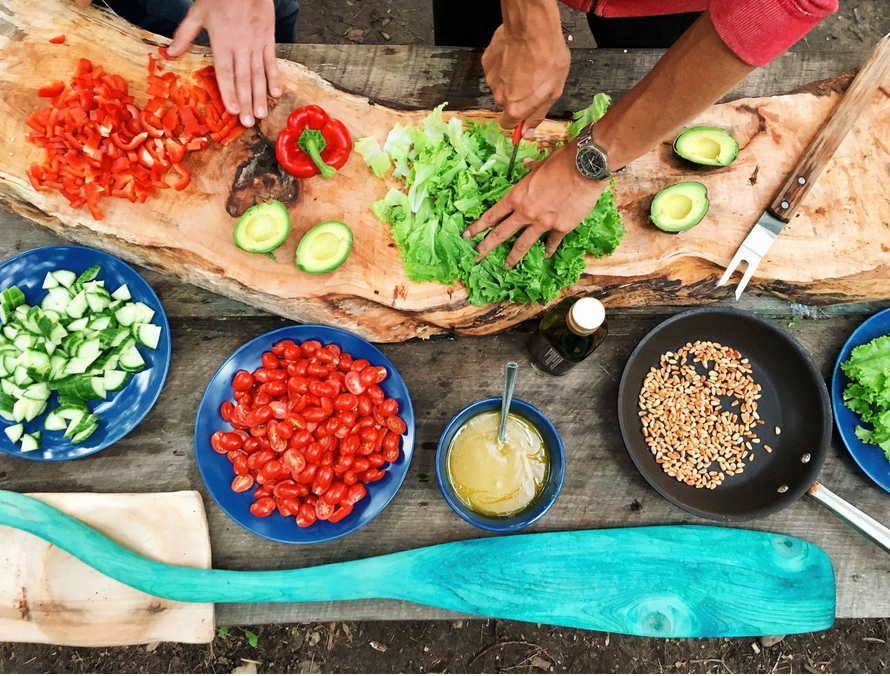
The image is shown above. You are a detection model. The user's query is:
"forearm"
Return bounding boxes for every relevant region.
[500,0,562,41]
[594,12,755,171]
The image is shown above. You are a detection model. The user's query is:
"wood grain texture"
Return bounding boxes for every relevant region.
[0,492,836,638]
[1,0,890,342]
[0,492,214,646]
[768,37,890,222]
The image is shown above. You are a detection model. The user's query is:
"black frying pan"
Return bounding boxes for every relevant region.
[618,308,890,550]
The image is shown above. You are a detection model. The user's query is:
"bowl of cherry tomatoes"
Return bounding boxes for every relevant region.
[194,325,415,544]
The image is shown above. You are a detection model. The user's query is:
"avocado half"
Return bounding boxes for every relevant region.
[233,200,292,253]
[650,182,709,233]
[673,126,739,167]
[296,221,354,274]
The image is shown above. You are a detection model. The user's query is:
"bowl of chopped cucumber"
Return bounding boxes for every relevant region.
[0,246,170,461]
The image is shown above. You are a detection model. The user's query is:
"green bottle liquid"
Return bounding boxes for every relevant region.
[528,296,608,376]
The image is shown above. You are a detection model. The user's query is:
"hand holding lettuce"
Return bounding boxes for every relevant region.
[355,98,625,307]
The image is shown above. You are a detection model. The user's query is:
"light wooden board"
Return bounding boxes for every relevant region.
[1,0,889,342]
[0,491,214,645]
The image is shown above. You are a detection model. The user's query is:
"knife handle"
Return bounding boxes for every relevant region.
[768,36,890,223]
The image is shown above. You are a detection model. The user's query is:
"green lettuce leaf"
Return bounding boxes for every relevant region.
[842,333,890,460]
[353,137,391,178]
[359,99,626,306]
[567,93,612,141]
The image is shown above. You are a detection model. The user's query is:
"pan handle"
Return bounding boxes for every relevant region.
[808,481,890,555]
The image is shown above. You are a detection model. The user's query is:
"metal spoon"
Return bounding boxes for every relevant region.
[498,362,519,444]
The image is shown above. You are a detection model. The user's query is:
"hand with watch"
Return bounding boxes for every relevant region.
[462,120,623,269]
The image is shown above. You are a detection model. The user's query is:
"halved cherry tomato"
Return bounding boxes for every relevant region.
[210,431,228,454]
[343,470,358,486]
[281,448,307,475]
[315,499,334,521]
[250,497,276,517]
[220,400,235,421]
[233,454,250,475]
[344,371,365,395]
[267,421,287,453]
[351,359,370,372]
[328,503,353,523]
[343,483,367,506]
[232,475,255,493]
[387,416,408,435]
[359,367,378,388]
[296,503,317,527]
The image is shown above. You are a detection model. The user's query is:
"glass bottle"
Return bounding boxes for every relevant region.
[527,296,608,376]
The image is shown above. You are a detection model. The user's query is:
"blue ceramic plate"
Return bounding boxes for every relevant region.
[832,308,890,494]
[194,325,415,544]
[0,246,171,461]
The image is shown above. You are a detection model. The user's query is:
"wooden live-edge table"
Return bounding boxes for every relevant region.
[1,46,888,627]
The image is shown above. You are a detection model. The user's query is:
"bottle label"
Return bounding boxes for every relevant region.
[542,347,565,371]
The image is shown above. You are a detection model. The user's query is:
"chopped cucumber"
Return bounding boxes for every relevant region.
[44,411,67,431]
[52,270,77,288]
[133,323,161,350]
[4,423,24,443]
[104,369,130,392]
[66,290,89,319]
[42,272,59,289]
[119,345,145,373]
[111,284,131,301]
[19,433,41,452]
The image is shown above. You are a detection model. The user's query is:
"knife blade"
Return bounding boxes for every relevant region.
[718,32,890,298]
[95,0,151,48]
[505,122,523,181]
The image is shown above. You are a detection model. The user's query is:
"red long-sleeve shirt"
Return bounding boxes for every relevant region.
[560,0,838,66]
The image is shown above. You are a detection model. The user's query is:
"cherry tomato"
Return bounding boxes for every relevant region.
[256,434,271,448]
[232,370,254,392]
[290,429,313,449]
[246,404,274,427]
[262,352,280,370]
[263,459,283,478]
[309,380,338,398]
[359,367,378,388]
[304,494,318,507]
[333,393,358,411]
[312,467,334,495]
[344,371,365,395]
[282,449,307,476]
[232,475,255,493]
[272,340,287,356]
[294,483,310,497]
[277,421,295,439]
[304,442,323,464]
[254,392,273,407]
[296,503,317,527]
[328,503,353,523]
[297,464,318,484]
[343,483,367,506]
[320,450,335,467]
[221,400,235,421]
[338,354,353,372]
[243,437,260,453]
[288,376,309,394]
[253,369,270,384]
[382,445,400,464]
[333,454,354,473]
[360,428,378,445]
[233,454,249,475]
[335,410,358,427]
[303,406,327,423]
[249,423,267,438]
[380,398,399,417]
[254,485,273,499]
[366,384,385,405]
[362,468,385,483]
[269,400,288,419]
[351,359,370,372]
[375,426,388,452]
[248,450,276,471]
[343,470,358,485]
[250,497,276,517]
[315,499,334,521]
[267,422,287,453]
[327,344,341,357]
[220,432,243,452]
[387,416,408,435]
[372,407,386,427]
[264,380,287,397]
[292,359,309,376]
[373,366,388,383]
[315,347,335,364]
[325,482,347,505]
[300,340,321,356]
[340,435,360,455]
[235,392,253,408]
[283,344,301,361]
[356,394,372,417]
[368,452,385,468]
[274,480,301,499]
[352,457,371,473]
[320,397,334,417]
[276,497,294,517]
[210,431,228,454]
[285,413,307,431]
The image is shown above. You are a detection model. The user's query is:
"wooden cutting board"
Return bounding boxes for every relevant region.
[0,492,214,646]
[1,0,889,343]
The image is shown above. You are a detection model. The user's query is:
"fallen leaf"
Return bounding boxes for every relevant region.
[381,17,391,27]
[297,660,321,674]
[145,641,160,653]
[309,631,321,646]
[530,656,551,670]
[381,31,390,40]
[345,28,367,43]
[342,623,353,642]
[760,634,785,648]
[370,640,388,652]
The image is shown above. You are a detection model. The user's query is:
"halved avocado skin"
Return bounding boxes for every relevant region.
[650,181,710,233]
[673,126,739,167]
[233,200,292,253]
[296,220,354,274]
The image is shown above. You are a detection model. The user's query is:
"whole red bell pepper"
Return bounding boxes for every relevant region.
[276,105,351,179]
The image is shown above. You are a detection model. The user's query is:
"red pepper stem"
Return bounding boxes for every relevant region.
[298,128,337,178]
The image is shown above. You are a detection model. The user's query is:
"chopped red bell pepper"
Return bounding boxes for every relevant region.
[37,81,65,99]
[49,34,66,44]
[275,105,351,179]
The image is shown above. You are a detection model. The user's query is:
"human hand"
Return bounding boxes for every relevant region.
[463,142,605,267]
[167,0,281,127]
[74,0,92,9]
[481,1,570,138]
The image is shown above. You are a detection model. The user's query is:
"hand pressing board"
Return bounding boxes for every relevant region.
[0,491,214,646]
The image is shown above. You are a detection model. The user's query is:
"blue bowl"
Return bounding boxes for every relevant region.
[831,308,890,495]
[436,397,565,532]
[0,246,171,461]
[194,325,415,544]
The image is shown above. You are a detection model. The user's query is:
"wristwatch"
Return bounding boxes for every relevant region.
[575,122,625,181]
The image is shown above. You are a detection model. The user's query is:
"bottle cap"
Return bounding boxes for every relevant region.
[567,297,606,336]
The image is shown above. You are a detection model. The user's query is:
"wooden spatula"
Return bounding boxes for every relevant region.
[0,490,835,638]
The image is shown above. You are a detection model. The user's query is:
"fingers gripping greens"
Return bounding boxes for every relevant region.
[355,100,626,306]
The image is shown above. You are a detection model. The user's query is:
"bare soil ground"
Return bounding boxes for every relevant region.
[3,1,889,673]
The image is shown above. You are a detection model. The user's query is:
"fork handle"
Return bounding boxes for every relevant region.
[768,36,890,223]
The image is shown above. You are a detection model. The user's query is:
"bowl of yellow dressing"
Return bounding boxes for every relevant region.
[436,398,565,532]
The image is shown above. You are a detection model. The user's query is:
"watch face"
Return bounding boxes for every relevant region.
[577,146,608,180]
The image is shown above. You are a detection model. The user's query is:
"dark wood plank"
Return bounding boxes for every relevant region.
[278,45,873,112]
[1,311,888,619]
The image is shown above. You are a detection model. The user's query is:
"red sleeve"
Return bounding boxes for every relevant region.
[710,0,838,66]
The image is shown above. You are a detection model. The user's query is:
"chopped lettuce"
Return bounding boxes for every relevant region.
[357,97,625,306]
[567,93,612,141]
[842,333,890,458]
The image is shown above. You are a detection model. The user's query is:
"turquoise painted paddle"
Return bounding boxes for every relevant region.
[0,491,835,638]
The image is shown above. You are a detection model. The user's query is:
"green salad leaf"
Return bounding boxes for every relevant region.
[567,93,612,140]
[841,333,890,457]
[359,97,625,306]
